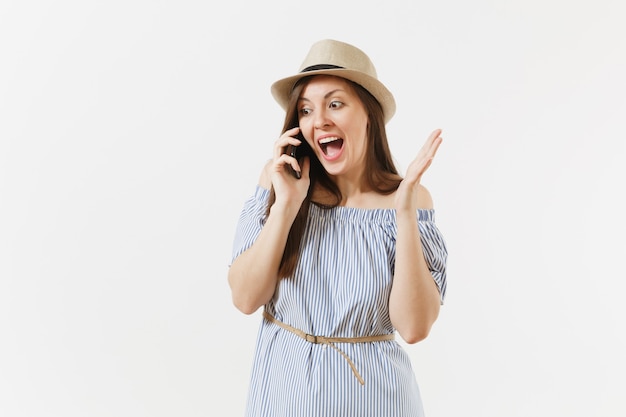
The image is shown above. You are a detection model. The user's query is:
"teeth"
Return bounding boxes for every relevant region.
[319,137,340,144]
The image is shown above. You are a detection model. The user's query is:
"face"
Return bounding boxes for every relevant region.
[297,75,369,180]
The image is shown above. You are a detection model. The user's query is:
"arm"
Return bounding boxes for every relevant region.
[389,129,444,343]
[228,128,310,314]
[389,185,442,343]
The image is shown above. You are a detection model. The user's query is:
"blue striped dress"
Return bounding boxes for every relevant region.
[231,185,447,417]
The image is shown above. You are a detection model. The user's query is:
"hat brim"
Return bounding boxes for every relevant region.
[270,68,396,124]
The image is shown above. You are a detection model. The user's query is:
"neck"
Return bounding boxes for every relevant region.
[330,174,393,208]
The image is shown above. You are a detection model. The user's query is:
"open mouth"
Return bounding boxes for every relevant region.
[319,136,344,158]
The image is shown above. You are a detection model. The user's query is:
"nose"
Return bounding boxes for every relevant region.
[313,108,332,129]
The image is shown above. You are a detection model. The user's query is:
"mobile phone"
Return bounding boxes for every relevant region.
[285,143,301,179]
[284,129,304,179]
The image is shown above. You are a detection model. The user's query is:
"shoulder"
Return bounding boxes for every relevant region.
[355,184,434,210]
[258,159,272,189]
[385,183,434,210]
[417,184,434,210]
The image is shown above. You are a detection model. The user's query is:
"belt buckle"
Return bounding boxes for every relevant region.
[305,334,318,343]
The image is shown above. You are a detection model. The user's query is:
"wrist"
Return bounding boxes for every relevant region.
[269,199,301,221]
[395,208,418,221]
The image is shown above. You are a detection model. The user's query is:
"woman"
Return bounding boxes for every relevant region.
[228,39,447,417]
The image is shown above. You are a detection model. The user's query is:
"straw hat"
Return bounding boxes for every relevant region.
[270,39,396,123]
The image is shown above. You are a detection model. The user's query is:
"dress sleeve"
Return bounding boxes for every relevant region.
[229,185,270,265]
[417,210,448,304]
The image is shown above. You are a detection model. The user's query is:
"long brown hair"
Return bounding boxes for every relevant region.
[268,75,402,277]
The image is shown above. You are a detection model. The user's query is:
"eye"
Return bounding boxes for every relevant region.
[299,107,312,116]
[329,100,344,109]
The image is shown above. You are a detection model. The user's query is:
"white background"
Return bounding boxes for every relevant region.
[1,0,625,416]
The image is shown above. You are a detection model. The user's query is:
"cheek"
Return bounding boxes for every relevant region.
[298,119,314,141]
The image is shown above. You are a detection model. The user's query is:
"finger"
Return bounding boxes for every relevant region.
[274,153,301,176]
[428,128,442,141]
[274,134,302,150]
[413,140,440,167]
[426,135,443,159]
[424,129,442,147]
[424,129,442,151]
[413,129,441,161]
[407,138,442,181]
[284,126,300,136]
[277,127,302,145]
[299,156,311,180]
[407,157,431,179]
[273,135,302,160]
[420,130,443,158]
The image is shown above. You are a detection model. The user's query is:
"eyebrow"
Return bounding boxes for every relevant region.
[299,89,345,102]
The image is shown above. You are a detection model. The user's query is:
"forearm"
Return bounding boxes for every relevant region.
[389,210,441,343]
[228,203,299,314]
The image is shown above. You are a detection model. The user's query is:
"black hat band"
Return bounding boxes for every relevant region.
[300,64,344,73]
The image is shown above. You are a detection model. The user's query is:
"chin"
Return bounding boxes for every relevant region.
[321,166,347,178]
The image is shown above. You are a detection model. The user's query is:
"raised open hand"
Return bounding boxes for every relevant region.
[395,129,443,211]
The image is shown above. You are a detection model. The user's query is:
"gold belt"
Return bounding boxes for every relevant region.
[263,310,395,385]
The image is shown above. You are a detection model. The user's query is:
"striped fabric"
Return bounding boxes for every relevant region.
[231,186,447,417]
